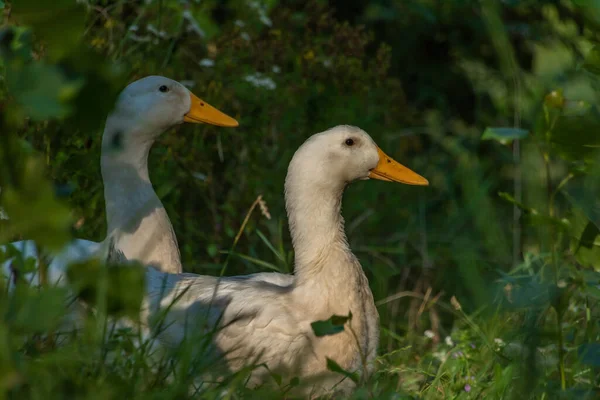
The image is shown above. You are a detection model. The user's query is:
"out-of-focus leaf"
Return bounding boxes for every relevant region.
[583,45,600,76]
[7,287,69,333]
[568,206,600,269]
[189,10,220,39]
[5,62,83,120]
[564,172,600,269]
[499,275,552,310]
[0,138,72,250]
[1,29,84,120]
[326,358,359,383]
[563,174,600,230]
[577,222,600,250]
[58,47,127,132]
[11,0,85,59]
[550,105,600,161]
[67,260,145,319]
[578,343,600,367]
[481,127,529,144]
[0,26,33,62]
[311,313,352,337]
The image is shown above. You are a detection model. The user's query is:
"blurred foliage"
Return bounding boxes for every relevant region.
[3,0,600,398]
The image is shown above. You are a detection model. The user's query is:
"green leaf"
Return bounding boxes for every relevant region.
[67,260,145,319]
[577,222,600,250]
[563,174,600,230]
[481,127,529,144]
[0,1,5,10]
[257,229,285,262]
[0,27,34,62]
[568,206,600,269]
[0,148,72,251]
[8,287,69,333]
[583,284,600,300]
[190,10,221,40]
[5,62,83,120]
[223,251,283,272]
[57,47,127,132]
[326,358,359,383]
[12,0,85,59]
[583,45,600,76]
[207,243,219,258]
[271,373,282,386]
[578,343,600,367]
[311,313,352,337]
[549,106,600,162]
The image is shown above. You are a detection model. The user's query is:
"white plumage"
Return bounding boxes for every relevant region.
[139,126,428,396]
[1,76,238,286]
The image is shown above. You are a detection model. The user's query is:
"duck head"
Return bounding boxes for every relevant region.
[102,75,238,152]
[286,125,428,191]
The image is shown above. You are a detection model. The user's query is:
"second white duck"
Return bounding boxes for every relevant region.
[2,76,238,286]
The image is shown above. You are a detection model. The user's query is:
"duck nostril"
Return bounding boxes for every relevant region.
[200,103,204,106]
[386,158,391,163]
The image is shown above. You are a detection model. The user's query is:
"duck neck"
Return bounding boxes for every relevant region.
[100,117,182,274]
[285,176,353,285]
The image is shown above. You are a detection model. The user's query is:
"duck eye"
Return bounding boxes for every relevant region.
[345,138,355,146]
[159,85,169,93]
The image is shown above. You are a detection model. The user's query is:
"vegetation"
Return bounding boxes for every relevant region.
[2,0,600,398]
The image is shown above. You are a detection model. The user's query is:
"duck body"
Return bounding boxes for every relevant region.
[1,76,238,284]
[144,246,378,394]
[142,126,427,395]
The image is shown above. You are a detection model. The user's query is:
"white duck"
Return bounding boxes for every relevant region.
[140,125,428,396]
[2,76,238,286]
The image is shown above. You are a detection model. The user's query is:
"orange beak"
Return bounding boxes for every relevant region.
[183,92,239,127]
[368,147,429,185]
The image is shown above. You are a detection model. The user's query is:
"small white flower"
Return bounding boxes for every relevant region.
[248,0,272,27]
[130,34,151,43]
[199,58,215,67]
[183,10,206,38]
[235,20,246,27]
[240,32,251,41]
[272,65,281,73]
[494,338,505,347]
[424,330,435,339]
[259,15,272,27]
[146,23,167,38]
[445,336,454,347]
[244,73,276,90]
[192,172,207,181]
[433,351,447,362]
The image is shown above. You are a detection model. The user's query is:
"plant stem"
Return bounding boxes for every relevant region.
[544,150,566,390]
[557,308,566,390]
